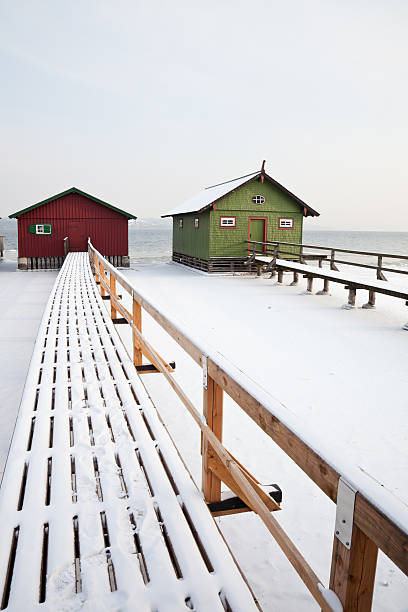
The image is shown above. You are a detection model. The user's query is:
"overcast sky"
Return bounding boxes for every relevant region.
[1,1,407,230]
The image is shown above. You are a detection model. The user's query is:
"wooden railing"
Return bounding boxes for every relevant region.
[89,241,408,611]
[247,239,408,281]
[63,236,69,256]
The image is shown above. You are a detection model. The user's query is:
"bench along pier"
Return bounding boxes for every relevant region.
[248,239,408,328]
[0,246,407,610]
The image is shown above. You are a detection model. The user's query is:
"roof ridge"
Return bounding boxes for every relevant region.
[9,187,136,219]
[205,170,260,190]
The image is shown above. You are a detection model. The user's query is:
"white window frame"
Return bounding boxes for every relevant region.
[179,218,183,229]
[279,218,294,229]
[36,224,45,234]
[194,217,199,229]
[252,195,265,204]
[220,216,236,228]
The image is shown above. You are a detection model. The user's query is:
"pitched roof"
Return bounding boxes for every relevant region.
[162,169,319,217]
[9,187,137,219]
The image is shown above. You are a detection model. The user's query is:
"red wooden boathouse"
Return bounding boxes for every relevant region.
[9,187,136,270]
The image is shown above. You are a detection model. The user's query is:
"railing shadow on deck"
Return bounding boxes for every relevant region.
[88,240,408,612]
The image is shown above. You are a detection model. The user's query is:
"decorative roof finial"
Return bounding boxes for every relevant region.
[261,160,266,173]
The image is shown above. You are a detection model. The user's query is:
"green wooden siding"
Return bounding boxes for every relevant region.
[172,210,210,259]
[172,176,305,260]
[209,178,303,257]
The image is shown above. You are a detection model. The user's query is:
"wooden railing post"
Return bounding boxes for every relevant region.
[330,524,378,611]
[110,273,117,320]
[132,297,142,366]
[377,256,387,281]
[330,249,339,271]
[99,262,105,296]
[202,374,223,503]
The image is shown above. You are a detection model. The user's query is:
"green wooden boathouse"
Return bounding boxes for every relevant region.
[162,163,320,272]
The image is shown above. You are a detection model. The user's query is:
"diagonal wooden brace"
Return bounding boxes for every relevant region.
[207,445,280,513]
[132,334,175,372]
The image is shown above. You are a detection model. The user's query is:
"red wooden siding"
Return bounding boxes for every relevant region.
[17,193,129,257]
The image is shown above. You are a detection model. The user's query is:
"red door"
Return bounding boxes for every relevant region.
[67,222,87,252]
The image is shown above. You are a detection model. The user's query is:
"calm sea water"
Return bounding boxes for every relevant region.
[1,219,407,268]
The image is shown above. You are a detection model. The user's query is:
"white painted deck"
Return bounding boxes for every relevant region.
[0,253,257,611]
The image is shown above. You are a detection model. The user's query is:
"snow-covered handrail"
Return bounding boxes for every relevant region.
[89,241,408,611]
[247,238,408,279]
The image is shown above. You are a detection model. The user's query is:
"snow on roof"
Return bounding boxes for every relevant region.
[162,169,319,217]
[162,171,261,217]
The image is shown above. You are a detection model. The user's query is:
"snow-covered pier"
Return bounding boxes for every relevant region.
[0,253,259,611]
[1,245,407,611]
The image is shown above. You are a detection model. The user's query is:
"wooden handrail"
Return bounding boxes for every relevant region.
[247,239,408,261]
[247,239,408,283]
[89,241,408,611]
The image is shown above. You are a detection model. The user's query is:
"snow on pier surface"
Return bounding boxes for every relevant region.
[0,254,258,612]
[120,260,408,611]
[0,260,58,479]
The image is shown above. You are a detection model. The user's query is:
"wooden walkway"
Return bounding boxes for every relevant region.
[0,253,258,611]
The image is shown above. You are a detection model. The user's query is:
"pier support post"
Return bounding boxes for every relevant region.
[132,298,143,366]
[202,375,223,503]
[307,276,313,293]
[330,524,378,611]
[290,271,298,286]
[277,270,283,284]
[362,290,376,309]
[316,279,329,295]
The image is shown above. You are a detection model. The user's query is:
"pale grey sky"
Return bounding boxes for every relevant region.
[1,1,407,230]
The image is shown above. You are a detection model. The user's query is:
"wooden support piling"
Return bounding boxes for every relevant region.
[202,375,223,503]
[277,270,283,284]
[363,290,376,309]
[316,278,330,295]
[348,287,356,307]
[330,525,378,611]
[307,276,313,293]
[290,271,298,286]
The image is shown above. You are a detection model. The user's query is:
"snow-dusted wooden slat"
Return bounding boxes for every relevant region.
[0,253,258,612]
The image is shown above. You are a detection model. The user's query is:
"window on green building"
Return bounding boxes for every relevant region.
[220,216,236,228]
[179,219,183,229]
[279,218,293,229]
[194,218,199,229]
[252,195,265,204]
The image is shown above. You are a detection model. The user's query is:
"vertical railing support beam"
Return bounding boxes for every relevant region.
[330,525,378,611]
[110,274,117,320]
[99,262,105,297]
[330,249,339,271]
[132,297,142,366]
[202,375,223,503]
